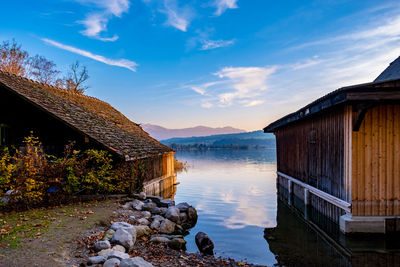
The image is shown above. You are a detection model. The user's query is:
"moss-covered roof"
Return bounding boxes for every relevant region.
[0,71,173,160]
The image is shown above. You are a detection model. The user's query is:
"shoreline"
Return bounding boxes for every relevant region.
[79,193,263,267]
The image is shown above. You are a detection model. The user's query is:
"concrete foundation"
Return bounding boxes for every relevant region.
[340,214,400,234]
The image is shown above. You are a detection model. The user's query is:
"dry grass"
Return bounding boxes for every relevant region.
[174,158,188,173]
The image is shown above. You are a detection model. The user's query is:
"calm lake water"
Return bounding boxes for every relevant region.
[174,149,278,265]
[171,149,400,266]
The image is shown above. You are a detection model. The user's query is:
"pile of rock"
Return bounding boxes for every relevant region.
[87,192,198,266]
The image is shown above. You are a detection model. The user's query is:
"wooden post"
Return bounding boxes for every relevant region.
[288,180,293,206]
[304,188,310,206]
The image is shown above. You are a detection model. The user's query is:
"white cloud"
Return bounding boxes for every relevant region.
[76,0,130,41]
[200,39,235,50]
[201,102,213,108]
[42,38,138,72]
[213,0,238,16]
[162,0,191,32]
[79,13,119,42]
[189,66,276,108]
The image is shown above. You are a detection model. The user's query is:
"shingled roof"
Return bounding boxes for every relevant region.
[375,56,400,82]
[0,71,172,160]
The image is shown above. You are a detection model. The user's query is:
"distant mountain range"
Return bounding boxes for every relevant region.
[161,130,275,150]
[141,124,246,140]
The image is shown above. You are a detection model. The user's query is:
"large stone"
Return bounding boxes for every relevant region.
[179,212,187,223]
[183,207,198,229]
[142,202,157,211]
[159,207,168,215]
[165,206,180,223]
[94,240,111,251]
[111,228,135,251]
[103,229,115,241]
[160,199,175,208]
[98,249,113,258]
[107,250,130,260]
[150,219,161,230]
[134,225,152,238]
[195,232,214,255]
[176,202,190,212]
[122,201,133,209]
[137,218,150,225]
[152,215,164,221]
[87,255,106,265]
[110,222,137,237]
[138,192,146,200]
[168,238,187,250]
[132,199,144,211]
[174,224,189,236]
[150,206,161,215]
[150,236,170,243]
[159,219,176,234]
[158,234,183,239]
[112,244,126,253]
[139,211,151,219]
[120,257,154,267]
[146,196,162,205]
[104,258,121,267]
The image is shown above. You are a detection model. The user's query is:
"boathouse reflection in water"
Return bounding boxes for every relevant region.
[143,173,177,200]
[265,197,400,266]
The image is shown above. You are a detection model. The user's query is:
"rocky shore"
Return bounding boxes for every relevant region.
[80,192,259,267]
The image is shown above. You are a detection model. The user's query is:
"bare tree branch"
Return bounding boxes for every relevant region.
[64,61,89,94]
[29,55,60,85]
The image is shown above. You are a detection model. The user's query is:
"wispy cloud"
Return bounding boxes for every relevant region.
[200,39,235,50]
[213,0,238,16]
[76,0,130,41]
[42,38,138,72]
[189,66,276,108]
[162,0,191,32]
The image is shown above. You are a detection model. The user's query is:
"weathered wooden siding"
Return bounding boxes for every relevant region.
[138,151,175,183]
[351,105,400,216]
[276,106,346,200]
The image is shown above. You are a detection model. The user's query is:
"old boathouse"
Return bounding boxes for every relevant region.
[264,57,400,234]
[0,71,175,194]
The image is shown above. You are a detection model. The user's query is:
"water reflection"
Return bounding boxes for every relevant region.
[266,199,400,266]
[152,149,400,266]
[173,149,278,265]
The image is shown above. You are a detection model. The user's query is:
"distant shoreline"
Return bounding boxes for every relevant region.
[168,144,276,151]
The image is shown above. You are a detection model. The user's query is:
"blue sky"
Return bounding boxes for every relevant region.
[1,0,400,131]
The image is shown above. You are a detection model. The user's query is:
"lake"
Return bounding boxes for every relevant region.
[174,149,278,265]
[170,149,400,266]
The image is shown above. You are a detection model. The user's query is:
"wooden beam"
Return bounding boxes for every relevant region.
[277,171,351,213]
[353,103,377,131]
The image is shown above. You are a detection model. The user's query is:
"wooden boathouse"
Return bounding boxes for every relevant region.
[0,71,175,191]
[264,57,400,234]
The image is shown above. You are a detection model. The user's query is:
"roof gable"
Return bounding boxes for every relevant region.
[375,56,400,82]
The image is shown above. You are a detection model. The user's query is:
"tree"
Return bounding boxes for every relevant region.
[0,39,29,77]
[64,61,89,94]
[0,39,90,94]
[29,55,60,86]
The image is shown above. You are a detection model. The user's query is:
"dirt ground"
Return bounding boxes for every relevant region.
[1,198,262,267]
[0,199,121,267]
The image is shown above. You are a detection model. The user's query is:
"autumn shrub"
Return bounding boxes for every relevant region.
[0,134,138,208]
[0,147,16,195]
[174,158,188,173]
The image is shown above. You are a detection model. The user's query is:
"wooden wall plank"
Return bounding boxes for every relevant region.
[352,105,400,216]
[276,106,345,202]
